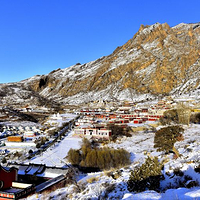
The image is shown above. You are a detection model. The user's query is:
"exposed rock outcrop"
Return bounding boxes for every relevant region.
[1,22,200,106]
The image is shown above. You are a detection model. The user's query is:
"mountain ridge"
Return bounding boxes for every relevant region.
[1,22,200,106]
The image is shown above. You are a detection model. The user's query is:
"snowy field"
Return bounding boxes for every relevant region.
[26,131,82,167]
[108,130,161,165]
[123,188,200,199]
[27,124,200,200]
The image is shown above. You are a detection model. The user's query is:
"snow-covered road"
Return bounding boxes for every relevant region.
[26,131,82,167]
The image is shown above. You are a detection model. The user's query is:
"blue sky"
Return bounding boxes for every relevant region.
[0,0,199,83]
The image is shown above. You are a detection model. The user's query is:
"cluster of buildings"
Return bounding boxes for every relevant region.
[44,113,78,127]
[74,100,172,139]
[0,163,70,199]
[0,125,42,141]
[0,165,34,200]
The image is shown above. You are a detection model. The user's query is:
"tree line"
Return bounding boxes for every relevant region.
[67,138,130,171]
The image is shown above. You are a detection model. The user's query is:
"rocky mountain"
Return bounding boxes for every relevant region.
[1,22,200,107]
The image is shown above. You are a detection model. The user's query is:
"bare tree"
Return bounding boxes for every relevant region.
[176,102,191,125]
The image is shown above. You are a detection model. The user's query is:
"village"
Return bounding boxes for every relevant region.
[0,97,200,199]
[73,99,171,139]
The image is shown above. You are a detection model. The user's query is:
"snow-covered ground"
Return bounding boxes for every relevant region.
[123,188,200,200]
[27,124,200,200]
[26,131,82,167]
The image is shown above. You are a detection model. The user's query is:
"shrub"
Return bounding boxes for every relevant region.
[127,156,163,192]
[67,149,81,165]
[154,125,184,153]
[185,180,198,188]
[85,149,98,167]
[1,157,6,164]
[107,124,131,141]
[28,149,33,154]
[190,112,200,124]
[176,102,191,125]
[36,143,41,149]
[102,183,116,199]
[194,164,200,173]
[173,168,184,177]
[81,138,92,159]
[159,109,178,125]
[87,176,99,184]
[67,138,130,170]
[83,147,130,170]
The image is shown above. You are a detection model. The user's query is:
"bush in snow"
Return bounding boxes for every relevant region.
[194,164,200,173]
[164,169,199,190]
[86,176,99,184]
[159,109,178,125]
[67,149,81,165]
[127,156,163,192]
[176,102,191,125]
[1,157,6,164]
[173,167,184,177]
[101,182,116,199]
[154,125,184,155]
[107,124,132,141]
[190,112,200,124]
[67,138,130,171]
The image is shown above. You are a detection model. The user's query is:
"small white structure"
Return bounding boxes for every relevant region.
[5,141,36,147]
[74,128,85,135]
[18,126,24,132]
[25,126,30,131]
[24,131,35,139]
[51,113,63,120]
[74,127,111,139]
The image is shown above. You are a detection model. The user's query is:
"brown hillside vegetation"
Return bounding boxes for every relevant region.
[1,22,200,105]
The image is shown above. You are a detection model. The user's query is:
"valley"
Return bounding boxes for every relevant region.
[1,22,200,199]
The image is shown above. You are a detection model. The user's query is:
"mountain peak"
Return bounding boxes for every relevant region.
[1,22,200,106]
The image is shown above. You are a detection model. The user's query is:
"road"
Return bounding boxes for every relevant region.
[26,131,82,167]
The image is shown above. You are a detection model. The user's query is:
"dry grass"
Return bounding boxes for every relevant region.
[131,126,146,132]
[149,122,161,128]
[86,176,99,184]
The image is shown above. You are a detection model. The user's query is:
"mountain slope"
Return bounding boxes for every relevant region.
[1,22,200,106]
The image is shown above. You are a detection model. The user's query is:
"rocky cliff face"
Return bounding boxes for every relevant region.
[1,22,200,106]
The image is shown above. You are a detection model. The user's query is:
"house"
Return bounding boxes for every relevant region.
[51,113,63,121]
[0,165,18,190]
[8,163,70,194]
[74,128,86,135]
[24,131,35,139]
[97,129,112,138]
[25,126,30,131]
[109,114,117,119]
[7,136,23,142]
[0,165,35,200]
[133,119,143,124]
[74,127,111,139]
[117,106,131,114]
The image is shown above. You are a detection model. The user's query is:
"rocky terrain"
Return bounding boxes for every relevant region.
[1,22,200,106]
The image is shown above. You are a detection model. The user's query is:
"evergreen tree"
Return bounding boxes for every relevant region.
[159,109,178,125]
[127,156,163,192]
[154,125,184,153]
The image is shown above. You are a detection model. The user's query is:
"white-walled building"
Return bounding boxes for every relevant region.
[74,127,111,139]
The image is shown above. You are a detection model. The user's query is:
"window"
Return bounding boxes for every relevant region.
[89,130,93,135]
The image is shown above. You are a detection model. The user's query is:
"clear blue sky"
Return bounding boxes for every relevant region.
[0,0,199,83]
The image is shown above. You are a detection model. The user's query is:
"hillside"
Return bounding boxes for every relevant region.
[27,124,200,199]
[1,22,200,106]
